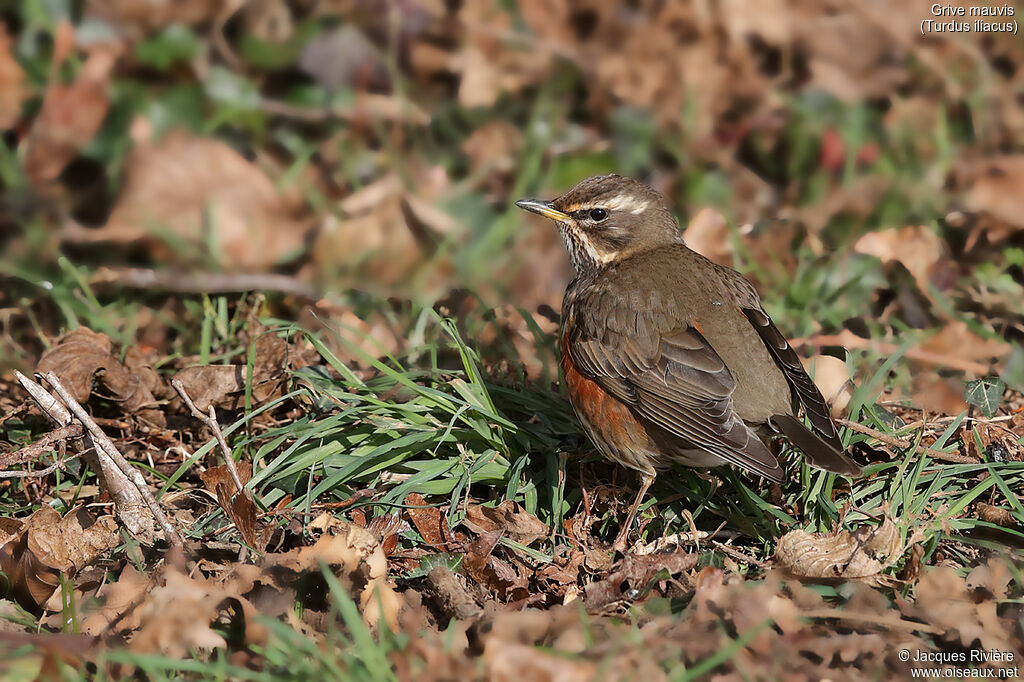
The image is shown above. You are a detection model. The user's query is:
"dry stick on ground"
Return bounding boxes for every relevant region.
[0,422,82,469]
[835,418,978,465]
[171,378,251,502]
[0,450,84,479]
[792,333,992,376]
[713,541,769,570]
[15,371,156,539]
[43,372,184,549]
[15,370,73,425]
[0,422,84,476]
[89,267,317,298]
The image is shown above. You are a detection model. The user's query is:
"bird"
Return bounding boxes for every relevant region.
[515,174,861,549]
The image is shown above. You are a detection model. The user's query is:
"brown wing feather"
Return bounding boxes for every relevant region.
[569,324,783,482]
[741,308,862,477]
[741,308,843,449]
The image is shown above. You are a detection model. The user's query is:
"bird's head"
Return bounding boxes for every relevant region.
[516,174,682,274]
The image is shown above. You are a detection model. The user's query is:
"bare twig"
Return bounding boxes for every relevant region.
[15,370,72,426]
[0,450,83,479]
[90,267,317,298]
[171,379,251,502]
[712,541,769,569]
[792,333,993,376]
[43,372,184,549]
[0,402,28,426]
[0,423,83,470]
[836,418,979,465]
[15,371,156,540]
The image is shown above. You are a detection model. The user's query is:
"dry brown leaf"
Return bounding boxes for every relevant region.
[462,529,512,596]
[774,507,906,584]
[0,25,25,129]
[484,642,596,682]
[200,462,270,552]
[81,563,150,635]
[171,366,245,412]
[683,208,732,267]
[23,42,118,187]
[853,225,948,297]
[463,500,549,547]
[961,155,1024,243]
[313,174,455,292]
[975,503,1018,529]
[0,507,117,611]
[26,507,118,574]
[85,0,227,37]
[127,570,228,656]
[801,355,853,417]
[965,559,1013,600]
[172,331,288,411]
[297,301,403,368]
[910,566,1021,656]
[912,374,969,415]
[404,492,450,550]
[461,120,521,175]
[36,327,165,426]
[70,128,311,270]
[264,524,401,630]
[36,327,117,403]
[583,549,697,613]
[920,320,1010,372]
[457,0,552,109]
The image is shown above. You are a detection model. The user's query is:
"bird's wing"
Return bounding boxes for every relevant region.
[741,308,841,449]
[741,307,861,476]
[568,310,784,482]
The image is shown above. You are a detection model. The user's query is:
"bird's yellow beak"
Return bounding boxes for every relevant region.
[515,199,569,222]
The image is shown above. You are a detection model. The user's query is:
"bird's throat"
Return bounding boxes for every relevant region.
[558,222,615,274]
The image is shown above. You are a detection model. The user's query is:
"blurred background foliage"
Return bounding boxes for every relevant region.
[0,0,1020,382]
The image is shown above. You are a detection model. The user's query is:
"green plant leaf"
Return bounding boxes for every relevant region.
[964,377,1005,418]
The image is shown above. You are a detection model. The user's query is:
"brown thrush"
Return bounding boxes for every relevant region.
[516,174,861,549]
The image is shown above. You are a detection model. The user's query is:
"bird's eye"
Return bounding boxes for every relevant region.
[589,208,608,222]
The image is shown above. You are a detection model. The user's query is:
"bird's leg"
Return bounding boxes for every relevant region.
[612,472,655,552]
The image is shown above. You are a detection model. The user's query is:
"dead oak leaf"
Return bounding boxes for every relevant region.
[683,208,732,267]
[37,327,118,403]
[66,128,312,270]
[582,548,697,613]
[909,565,1021,656]
[81,563,150,635]
[200,462,270,552]
[774,507,911,585]
[463,500,549,547]
[263,524,401,630]
[404,492,450,550]
[919,320,1009,371]
[23,43,119,187]
[172,332,288,411]
[0,25,26,129]
[853,225,950,299]
[37,327,165,426]
[961,155,1024,245]
[462,529,527,601]
[127,570,228,657]
[0,507,117,611]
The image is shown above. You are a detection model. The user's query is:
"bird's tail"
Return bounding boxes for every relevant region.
[770,414,862,477]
